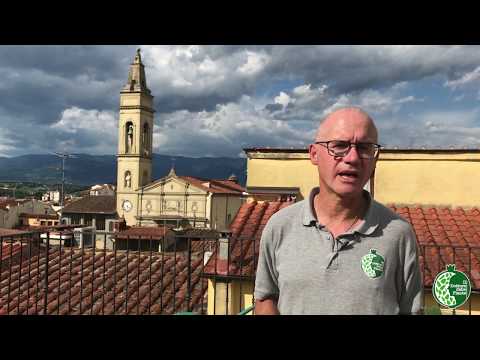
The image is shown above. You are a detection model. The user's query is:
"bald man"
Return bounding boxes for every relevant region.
[254,107,423,315]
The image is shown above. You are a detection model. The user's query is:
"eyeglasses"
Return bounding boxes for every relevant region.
[314,140,381,159]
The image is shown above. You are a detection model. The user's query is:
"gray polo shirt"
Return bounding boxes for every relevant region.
[254,187,423,315]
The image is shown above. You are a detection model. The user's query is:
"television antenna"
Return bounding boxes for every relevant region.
[50,152,78,207]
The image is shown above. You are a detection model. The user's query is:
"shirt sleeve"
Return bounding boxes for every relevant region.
[254,221,280,301]
[398,224,424,314]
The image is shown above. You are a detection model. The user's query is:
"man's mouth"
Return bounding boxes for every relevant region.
[338,171,359,180]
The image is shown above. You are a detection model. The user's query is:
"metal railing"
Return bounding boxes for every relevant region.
[3,230,477,315]
[0,229,257,315]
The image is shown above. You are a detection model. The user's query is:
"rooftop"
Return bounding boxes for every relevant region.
[204,200,294,278]
[0,247,207,315]
[204,200,480,290]
[61,195,116,215]
[114,226,172,240]
[386,204,480,290]
[19,213,59,220]
[178,176,245,195]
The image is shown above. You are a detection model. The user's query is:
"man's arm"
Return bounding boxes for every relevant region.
[254,220,281,314]
[255,297,280,315]
[399,224,424,314]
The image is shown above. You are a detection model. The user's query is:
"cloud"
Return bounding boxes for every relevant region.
[152,97,311,157]
[379,109,480,148]
[444,66,480,89]
[2,45,480,158]
[49,107,117,154]
[264,81,421,124]
[0,128,17,157]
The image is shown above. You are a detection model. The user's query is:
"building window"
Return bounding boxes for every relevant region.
[84,215,93,227]
[71,214,81,225]
[96,216,105,231]
[143,170,148,186]
[143,123,150,156]
[40,221,46,226]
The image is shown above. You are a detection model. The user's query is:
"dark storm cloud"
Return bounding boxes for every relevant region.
[0,46,135,126]
[255,46,480,95]
[3,45,480,158]
[0,45,135,80]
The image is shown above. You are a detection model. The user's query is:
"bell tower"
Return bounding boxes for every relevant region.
[116,49,154,225]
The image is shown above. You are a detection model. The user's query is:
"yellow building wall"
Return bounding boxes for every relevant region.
[375,152,480,207]
[246,155,317,200]
[207,279,254,315]
[246,150,480,207]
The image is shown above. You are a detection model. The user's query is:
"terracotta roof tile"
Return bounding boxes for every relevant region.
[178,176,245,195]
[0,247,207,315]
[61,196,116,214]
[386,204,480,290]
[203,202,480,290]
[203,199,295,278]
[114,226,172,240]
[0,228,29,237]
[19,213,59,220]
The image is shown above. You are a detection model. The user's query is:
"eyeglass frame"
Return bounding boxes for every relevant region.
[314,140,382,159]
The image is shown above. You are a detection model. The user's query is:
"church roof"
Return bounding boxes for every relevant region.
[61,195,116,215]
[178,176,245,195]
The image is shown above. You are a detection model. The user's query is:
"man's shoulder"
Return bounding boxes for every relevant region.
[371,200,415,235]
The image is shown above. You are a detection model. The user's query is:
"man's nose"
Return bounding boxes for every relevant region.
[343,144,361,163]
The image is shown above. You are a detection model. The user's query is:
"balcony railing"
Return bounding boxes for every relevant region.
[0,229,257,315]
[1,230,478,315]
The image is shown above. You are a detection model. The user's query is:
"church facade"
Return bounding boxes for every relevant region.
[116,50,245,229]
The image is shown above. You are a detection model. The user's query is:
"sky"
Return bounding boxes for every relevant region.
[2,45,480,158]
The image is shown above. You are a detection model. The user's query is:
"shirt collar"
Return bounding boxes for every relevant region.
[302,187,320,226]
[302,186,379,236]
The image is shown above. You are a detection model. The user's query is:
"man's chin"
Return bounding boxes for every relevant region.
[333,184,365,198]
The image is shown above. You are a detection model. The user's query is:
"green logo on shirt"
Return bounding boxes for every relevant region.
[432,264,471,309]
[361,249,385,278]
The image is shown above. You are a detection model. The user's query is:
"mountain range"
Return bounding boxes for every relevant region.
[0,154,247,186]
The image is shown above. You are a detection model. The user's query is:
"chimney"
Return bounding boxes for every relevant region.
[218,230,232,261]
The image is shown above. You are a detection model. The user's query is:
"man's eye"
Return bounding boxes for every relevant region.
[332,142,349,149]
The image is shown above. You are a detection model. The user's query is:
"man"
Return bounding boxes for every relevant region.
[254,107,423,315]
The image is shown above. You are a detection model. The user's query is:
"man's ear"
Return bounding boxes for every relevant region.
[309,144,319,165]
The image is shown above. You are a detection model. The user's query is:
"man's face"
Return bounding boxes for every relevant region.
[309,110,378,199]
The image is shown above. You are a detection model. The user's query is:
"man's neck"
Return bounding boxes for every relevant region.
[314,187,366,225]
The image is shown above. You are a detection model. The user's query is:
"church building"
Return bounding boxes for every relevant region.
[116,50,246,229]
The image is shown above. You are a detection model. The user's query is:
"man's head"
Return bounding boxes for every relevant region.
[309,107,379,199]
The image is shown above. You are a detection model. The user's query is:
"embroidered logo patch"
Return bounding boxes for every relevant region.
[361,249,385,278]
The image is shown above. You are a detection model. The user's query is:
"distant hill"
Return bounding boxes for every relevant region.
[0,154,247,186]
